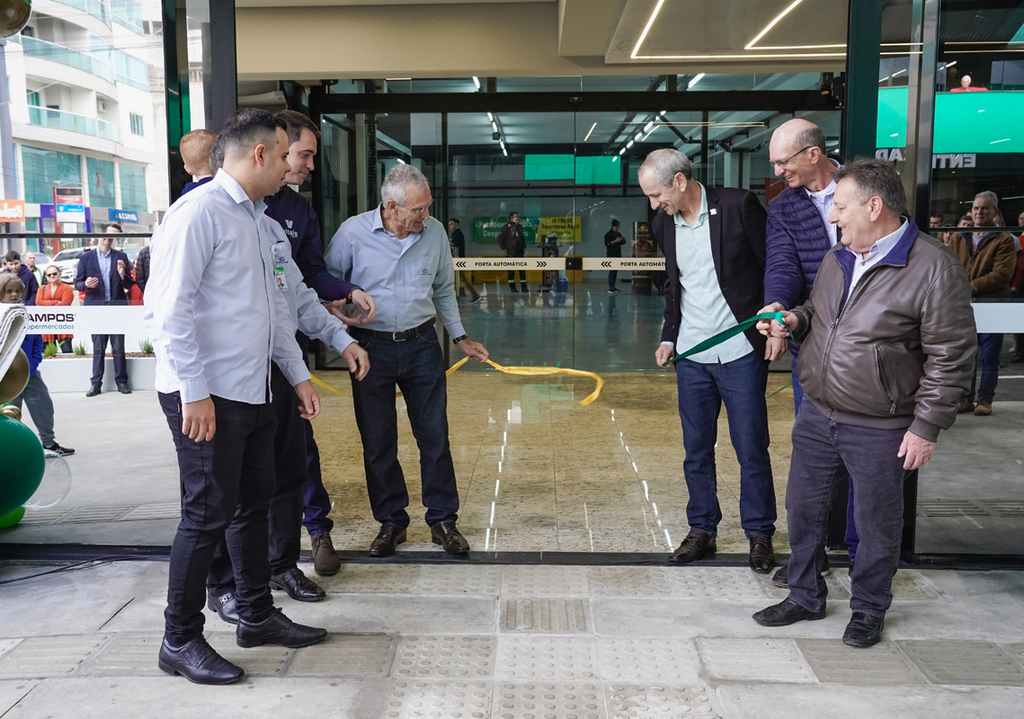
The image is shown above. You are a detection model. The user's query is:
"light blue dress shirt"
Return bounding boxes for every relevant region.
[326,206,466,339]
[668,184,753,364]
[807,179,838,248]
[845,219,908,300]
[95,247,112,302]
[144,170,309,405]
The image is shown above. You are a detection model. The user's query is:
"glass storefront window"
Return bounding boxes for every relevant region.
[20,146,82,205]
[86,158,116,208]
[118,162,148,212]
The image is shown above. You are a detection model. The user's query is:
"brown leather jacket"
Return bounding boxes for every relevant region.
[792,222,976,442]
[947,230,1017,298]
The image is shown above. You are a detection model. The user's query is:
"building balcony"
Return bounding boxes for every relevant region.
[21,35,116,85]
[54,0,112,26]
[28,106,122,144]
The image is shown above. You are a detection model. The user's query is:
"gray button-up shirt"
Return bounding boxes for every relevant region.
[95,247,112,302]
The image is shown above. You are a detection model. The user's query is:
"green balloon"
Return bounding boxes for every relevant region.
[0,506,25,529]
[0,0,32,40]
[0,414,44,516]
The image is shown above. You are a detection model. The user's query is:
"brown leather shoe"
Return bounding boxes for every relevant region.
[957,396,975,414]
[748,536,775,574]
[310,532,340,576]
[431,520,470,554]
[669,531,716,564]
[369,523,407,557]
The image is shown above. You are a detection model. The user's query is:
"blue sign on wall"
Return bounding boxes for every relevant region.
[108,209,139,223]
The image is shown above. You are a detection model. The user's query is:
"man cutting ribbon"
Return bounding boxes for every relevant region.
[641,148,778,573]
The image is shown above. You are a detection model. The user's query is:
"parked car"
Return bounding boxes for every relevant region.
[52,247,93,284]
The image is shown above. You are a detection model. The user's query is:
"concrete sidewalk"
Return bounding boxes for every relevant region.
[0,560,1022,718]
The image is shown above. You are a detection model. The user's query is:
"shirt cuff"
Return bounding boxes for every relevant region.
[279,360,312,388]
[445,321,467,340]
[179,377,210,405]
[909,418,941,443]
[330,328,356,353]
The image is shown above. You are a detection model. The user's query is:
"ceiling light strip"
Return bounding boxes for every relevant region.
[631,0,666,60]
[584,122,597,142]
[745,0,806,50]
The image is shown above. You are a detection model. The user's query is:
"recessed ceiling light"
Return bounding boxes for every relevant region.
[473,76,481,89]
[687,73,705,89]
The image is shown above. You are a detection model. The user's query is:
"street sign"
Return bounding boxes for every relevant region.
[53,185,86,224]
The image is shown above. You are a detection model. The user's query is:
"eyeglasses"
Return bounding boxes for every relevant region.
[45,272,59,277]
[400,201,433,217]
[769,145,814,170]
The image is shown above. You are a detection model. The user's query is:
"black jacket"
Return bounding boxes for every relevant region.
[74,248,134,305]
[497,222,525,256]
[652,185,768,358]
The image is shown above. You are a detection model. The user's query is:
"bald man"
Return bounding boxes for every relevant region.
[757,119,857,587]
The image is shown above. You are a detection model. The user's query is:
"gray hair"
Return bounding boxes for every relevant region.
[832,158,908,216]
[381,164,430,206]
[795,123,827,152]
[638,148,693,187]
[974,190,999,208]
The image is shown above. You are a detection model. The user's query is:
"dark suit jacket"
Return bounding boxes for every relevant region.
[74,248,134,305]
[653,185,768,358]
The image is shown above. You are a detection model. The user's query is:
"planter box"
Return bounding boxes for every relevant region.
[39,356,157,393]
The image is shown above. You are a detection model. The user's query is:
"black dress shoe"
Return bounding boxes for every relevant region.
[236,608,327,649]
[207,590,240,625]
[158,636,243,685]
[431,520,470,554]
[86,384,101,397]
[669,531,716,564]
[270,567,326,602]
[772,554,832,588]
[843,611,884,648]
[748,536,775,574]
[369,523,407,557]
[117,383,131,394]
[752,598,826,627]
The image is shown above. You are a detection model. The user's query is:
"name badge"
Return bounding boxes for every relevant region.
[272,240,289,292]
[710,208,718,216]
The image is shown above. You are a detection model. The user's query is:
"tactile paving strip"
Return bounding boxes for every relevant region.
[385,680,492,719]
[841,570,940,600]
[393,636,496,679]
[1003,643,1024,670]
[604,684,718,718]
[664,567,763,601]
[897,640,1024,686]
[596,638,702,684]
[752,568,851,602]
[0,639,23,660]
[414,565,503,596]
[81,633,164,676]
[585,568,670,597]
[118,502,181,521]
[796,639,927,685]
[501,599,590,633]
[493,682,606,719]
[207,632,292,676]
[916,499,989,517]
[330,565,421,594]
[495,636,599,681]
[289,634,396,677]
[16,508,72,525]
[60,506,135,523]
[696,638,816,683]
[976,499,1024,517]
[0,635,109,678]
[502,565,588,596]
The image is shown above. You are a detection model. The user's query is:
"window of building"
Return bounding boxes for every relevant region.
[118,161,147,212]
[21,146,82,205]
[87,157,116,208]
[129,113,144,136]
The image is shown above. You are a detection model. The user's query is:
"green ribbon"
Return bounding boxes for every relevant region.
[664,311,790,366]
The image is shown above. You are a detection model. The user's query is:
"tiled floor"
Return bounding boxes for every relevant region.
[1,561,1023,718]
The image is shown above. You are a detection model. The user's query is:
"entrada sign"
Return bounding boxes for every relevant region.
[875,149,977,168]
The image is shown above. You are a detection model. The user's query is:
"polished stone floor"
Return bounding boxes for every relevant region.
[0,559,1023,718]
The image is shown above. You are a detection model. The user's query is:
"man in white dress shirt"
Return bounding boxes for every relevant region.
[145,109,328,685]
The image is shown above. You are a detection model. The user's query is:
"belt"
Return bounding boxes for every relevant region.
[349,318,435,343]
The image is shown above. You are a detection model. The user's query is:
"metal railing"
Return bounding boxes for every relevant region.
[21,36,116,85]
[27,106,122,144]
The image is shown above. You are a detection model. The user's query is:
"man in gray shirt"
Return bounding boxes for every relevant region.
[327,165,489,557]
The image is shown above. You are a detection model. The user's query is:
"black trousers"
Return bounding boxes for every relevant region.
[208,364,308,594]
[90,334,127,384]
[159,391,277,645]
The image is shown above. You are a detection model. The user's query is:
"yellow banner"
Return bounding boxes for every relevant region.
[537,216,581,243]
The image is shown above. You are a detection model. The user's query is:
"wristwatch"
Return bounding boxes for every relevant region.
[452,334,468,346]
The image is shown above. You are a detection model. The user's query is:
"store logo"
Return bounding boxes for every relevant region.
[28,312,76,323]
[0,200,25,221]
[285,220,293,229]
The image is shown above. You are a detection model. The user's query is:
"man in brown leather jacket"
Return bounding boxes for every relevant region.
[751,159,976,648]
[946,191,1017,416]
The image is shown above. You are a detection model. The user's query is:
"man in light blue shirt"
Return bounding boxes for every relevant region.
[145,109,328,685]
[327,164,489,557]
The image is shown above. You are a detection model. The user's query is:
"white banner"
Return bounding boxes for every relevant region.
[974,303,1024,333]
[453,258,565,270]
[24,305,147,335]
[581,258,667,270]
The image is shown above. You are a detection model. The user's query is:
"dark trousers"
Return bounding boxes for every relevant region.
[786,401,908,617]
[159,391,277,645]
[208,365,308,594]
[302,420,334,536]
[507,270,527,284]
[350,327,459,527]
[675,351,776,538]
[11,372,55,446]
[969,332,1002,402]
[91,334,127,385]
[792,356,859,559]
[608,270,618,289]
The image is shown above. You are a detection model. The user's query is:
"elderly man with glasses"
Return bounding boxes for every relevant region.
[326,164,490,558]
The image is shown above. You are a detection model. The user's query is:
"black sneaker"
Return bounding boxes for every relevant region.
[44,443,75,457]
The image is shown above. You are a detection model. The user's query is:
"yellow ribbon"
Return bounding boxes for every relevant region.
[311,357,603,406]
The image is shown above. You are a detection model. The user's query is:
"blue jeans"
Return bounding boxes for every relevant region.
[350,327,459,527]
[786,401,908,617]
[675,351,776,538]
[792,355,859,560]
[12,372,55,446]
[301,421,334,536]
[608,270,618,289]
[969,332,1002,402]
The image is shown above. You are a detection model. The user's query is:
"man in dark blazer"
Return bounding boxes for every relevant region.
[75,223,134,396]
[640,148,777,574]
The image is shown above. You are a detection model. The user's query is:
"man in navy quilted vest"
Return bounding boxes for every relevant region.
[758,119,857,589]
